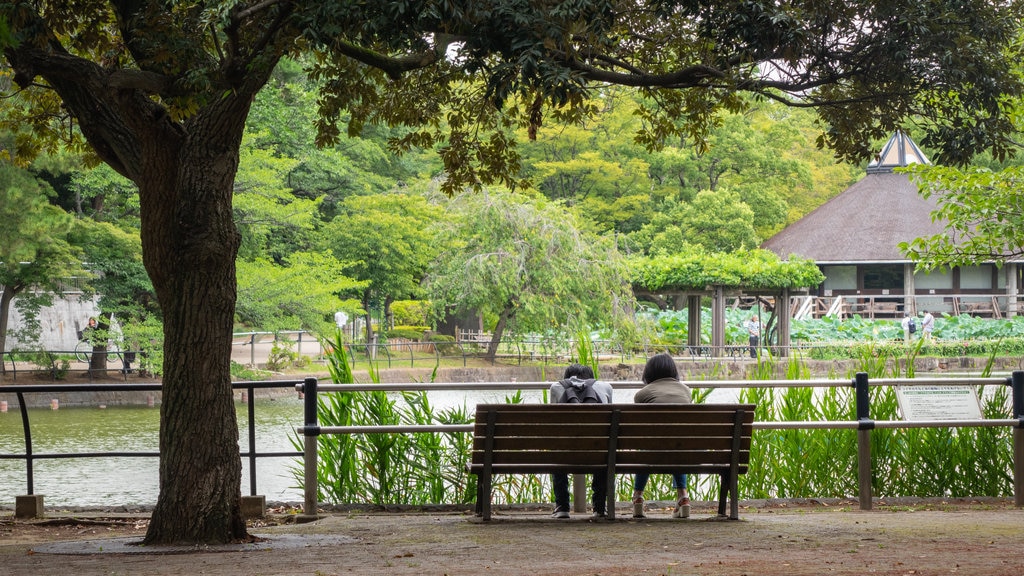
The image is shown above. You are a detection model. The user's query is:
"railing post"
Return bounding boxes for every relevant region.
[1012,371,1024,507]
[17,392,33,494]
[854,372,874,511]
[300,377,320,521]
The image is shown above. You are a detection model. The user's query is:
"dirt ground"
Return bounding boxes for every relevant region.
[2,498,1023,576]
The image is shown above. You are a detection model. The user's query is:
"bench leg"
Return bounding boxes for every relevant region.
[606,474,616,520]
[474,476,483,517]
[481,473,492,521]
[729,472,739,520]
[717,473,728,517]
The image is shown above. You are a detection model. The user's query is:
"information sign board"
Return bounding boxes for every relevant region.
[895,385,982,421]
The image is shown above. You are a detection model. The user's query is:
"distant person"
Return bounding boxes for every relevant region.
[80,317,99,345]
[548,363,614,519]
[632,353,692,519]
[743,315,762,359]
[900,313,916,343]
[921,310,935,341]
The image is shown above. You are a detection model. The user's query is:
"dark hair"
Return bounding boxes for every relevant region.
[563,363,595,379]
[642,353,679,384]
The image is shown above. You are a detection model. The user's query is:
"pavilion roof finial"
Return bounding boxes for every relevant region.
[866,130,930,174]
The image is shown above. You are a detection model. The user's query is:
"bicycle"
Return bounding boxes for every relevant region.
[74,337,122,366]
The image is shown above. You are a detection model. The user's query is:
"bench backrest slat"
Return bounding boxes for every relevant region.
[472,435,752,452]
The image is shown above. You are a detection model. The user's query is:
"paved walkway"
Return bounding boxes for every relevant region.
[3,500,1024,575]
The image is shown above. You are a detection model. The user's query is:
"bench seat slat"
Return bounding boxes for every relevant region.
[468,463,750,475]
[472,449,750,466]
[475,420,752,433]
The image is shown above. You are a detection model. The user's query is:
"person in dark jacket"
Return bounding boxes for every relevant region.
[548,363,613,519]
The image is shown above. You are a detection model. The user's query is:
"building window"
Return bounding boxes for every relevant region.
[863,265,904,289]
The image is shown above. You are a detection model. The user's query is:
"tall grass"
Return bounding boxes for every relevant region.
[737,353,1014,500]
[300,343,1016,506]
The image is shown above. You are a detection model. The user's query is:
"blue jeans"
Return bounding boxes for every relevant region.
[552,472,608,514]
[633,472,687,494]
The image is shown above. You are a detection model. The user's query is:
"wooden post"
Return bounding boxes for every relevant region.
[711,286,725,356]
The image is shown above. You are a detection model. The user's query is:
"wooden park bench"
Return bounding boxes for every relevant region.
[468,403,755,520]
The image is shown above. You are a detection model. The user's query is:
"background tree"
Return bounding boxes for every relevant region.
[427,190,636,357]
[0,163,84,371]
[236,252,363,335]
[2,0,1020,545]
[322,193,441,343]
[67,219,155,373]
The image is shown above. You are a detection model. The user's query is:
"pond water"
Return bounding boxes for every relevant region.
[0,397,307,507]
[0,386,740,508]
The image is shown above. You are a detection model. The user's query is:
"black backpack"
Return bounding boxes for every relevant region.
[908,318,917,334]
[559,378,602,404]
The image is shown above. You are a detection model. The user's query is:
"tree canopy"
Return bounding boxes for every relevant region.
[427,190,636,356]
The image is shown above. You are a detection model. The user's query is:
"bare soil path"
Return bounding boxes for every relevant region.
[2,499,1023,576]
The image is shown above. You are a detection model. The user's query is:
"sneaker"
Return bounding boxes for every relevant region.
[672,497,690,519]
[632,497,646,519]
[552,508,570,519]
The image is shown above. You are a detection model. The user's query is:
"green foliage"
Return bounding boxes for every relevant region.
[390,300,430,327]
[120,315,165,377]
[428,190,637,352]
[630,249,824,291]
[901,165,1024,270]
[426,333,457,355]
[740,382,1014,500]
[236,252,363,334]
[0,163,87,359]
[266,339,300,372]
[385,327,428,340]
[307,337,475,504]
[229,361,272,381]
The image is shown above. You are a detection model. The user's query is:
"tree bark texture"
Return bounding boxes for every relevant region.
[139,103,251,545]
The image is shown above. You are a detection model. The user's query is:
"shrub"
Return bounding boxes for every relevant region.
[391,300,431,326]
[427,333,458,355]
[385,326,429,340]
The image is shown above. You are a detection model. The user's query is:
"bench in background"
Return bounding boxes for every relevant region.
[468,403,755,520]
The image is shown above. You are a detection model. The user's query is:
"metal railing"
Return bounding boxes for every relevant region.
[1,349,141,382]
[0,380,304,498]
[294,374,1024,517]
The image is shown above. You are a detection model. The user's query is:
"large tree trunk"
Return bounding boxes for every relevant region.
[138,105,251,545]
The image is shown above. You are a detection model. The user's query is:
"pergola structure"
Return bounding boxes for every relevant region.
[631,251,821,358]
[633,287,798,357]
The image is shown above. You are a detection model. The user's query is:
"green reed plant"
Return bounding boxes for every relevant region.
[297,331,478,505]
